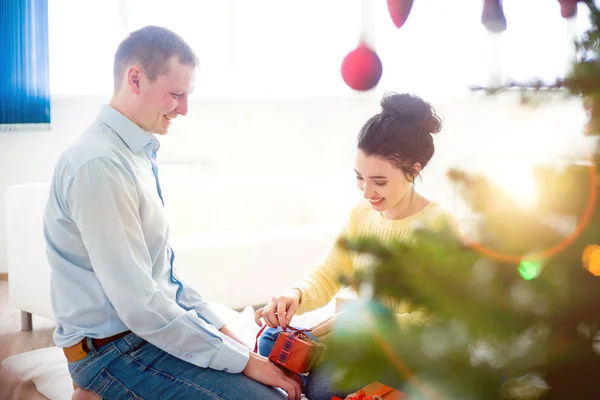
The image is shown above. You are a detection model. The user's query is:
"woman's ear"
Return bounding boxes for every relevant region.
[410,162,422,181]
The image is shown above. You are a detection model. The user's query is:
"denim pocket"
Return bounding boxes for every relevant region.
[70,343,117,384]
[68,353,94,378]
[124,338,151,360]
[88,368,143,400]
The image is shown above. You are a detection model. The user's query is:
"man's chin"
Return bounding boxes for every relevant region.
[152,127,169,136]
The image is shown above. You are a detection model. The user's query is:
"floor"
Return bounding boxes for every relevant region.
[0,278,55,400]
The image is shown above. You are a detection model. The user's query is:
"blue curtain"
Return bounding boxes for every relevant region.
[0,0,50,132]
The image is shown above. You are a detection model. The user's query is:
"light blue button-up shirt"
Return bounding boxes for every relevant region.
[43,105,249,373]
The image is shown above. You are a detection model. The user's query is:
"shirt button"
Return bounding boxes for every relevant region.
[185,353,192,358]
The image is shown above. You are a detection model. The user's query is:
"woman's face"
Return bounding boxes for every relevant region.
[354,150,417,213]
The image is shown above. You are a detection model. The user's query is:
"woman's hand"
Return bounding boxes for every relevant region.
[255,289,302,330]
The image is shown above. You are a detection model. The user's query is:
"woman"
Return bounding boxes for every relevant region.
[254,92,462,400]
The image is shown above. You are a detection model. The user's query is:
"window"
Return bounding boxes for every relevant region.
[1,0,51,130]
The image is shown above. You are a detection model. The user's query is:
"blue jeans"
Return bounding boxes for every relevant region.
[68,332,287,399]
[257,327,354,400]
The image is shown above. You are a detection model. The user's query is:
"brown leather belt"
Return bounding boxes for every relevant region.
[63,330,131,363]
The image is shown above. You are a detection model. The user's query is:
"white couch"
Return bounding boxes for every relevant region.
[6,177,360,330]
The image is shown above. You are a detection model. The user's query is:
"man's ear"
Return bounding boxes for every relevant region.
[127,65,143,94]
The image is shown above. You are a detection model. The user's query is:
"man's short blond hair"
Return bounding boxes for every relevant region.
[113,26,197,90]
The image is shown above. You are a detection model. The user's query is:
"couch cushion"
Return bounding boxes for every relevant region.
[5,183,54,320]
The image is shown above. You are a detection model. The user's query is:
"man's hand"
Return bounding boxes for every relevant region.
[254,289,302,330]
[243,352,303,400]
[219,324,251,350]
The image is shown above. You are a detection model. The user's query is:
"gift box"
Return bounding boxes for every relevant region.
[341,381,405,400]
[268,330,326,374]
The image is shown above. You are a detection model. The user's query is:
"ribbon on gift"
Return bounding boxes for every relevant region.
[275,327,311,367]
[254,324,267,353]
[253,324,310,354]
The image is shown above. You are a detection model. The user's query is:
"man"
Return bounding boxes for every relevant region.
[44,26,303,400]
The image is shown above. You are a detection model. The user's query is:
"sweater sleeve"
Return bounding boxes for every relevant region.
[291,216,356,314]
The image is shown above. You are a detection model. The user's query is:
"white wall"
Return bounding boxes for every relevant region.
[0,93,588,273]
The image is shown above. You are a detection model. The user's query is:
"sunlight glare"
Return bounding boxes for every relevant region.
[485,163,539,209]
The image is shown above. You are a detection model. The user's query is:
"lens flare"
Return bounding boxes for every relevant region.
[583,244,600,276]
[464,155,597,264]
[518,260,543,280]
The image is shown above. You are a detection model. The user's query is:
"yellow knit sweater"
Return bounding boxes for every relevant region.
[292,200,462,329]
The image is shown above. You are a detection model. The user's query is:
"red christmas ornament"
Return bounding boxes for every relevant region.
[481,0,507,33]
[386,0,414,29]
[341,43,382,91]
[557,0,580,18]
[342,43,383,91]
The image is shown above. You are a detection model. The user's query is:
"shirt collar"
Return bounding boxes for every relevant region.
[97,105,160,154]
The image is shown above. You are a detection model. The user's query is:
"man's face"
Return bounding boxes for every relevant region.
[134,56,195,135]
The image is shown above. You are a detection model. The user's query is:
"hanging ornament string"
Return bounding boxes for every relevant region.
[481,0,507,88]
[359,0,372,47]
[563,1,579,77]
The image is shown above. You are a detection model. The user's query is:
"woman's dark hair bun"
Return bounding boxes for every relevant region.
[380,92,442,135]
